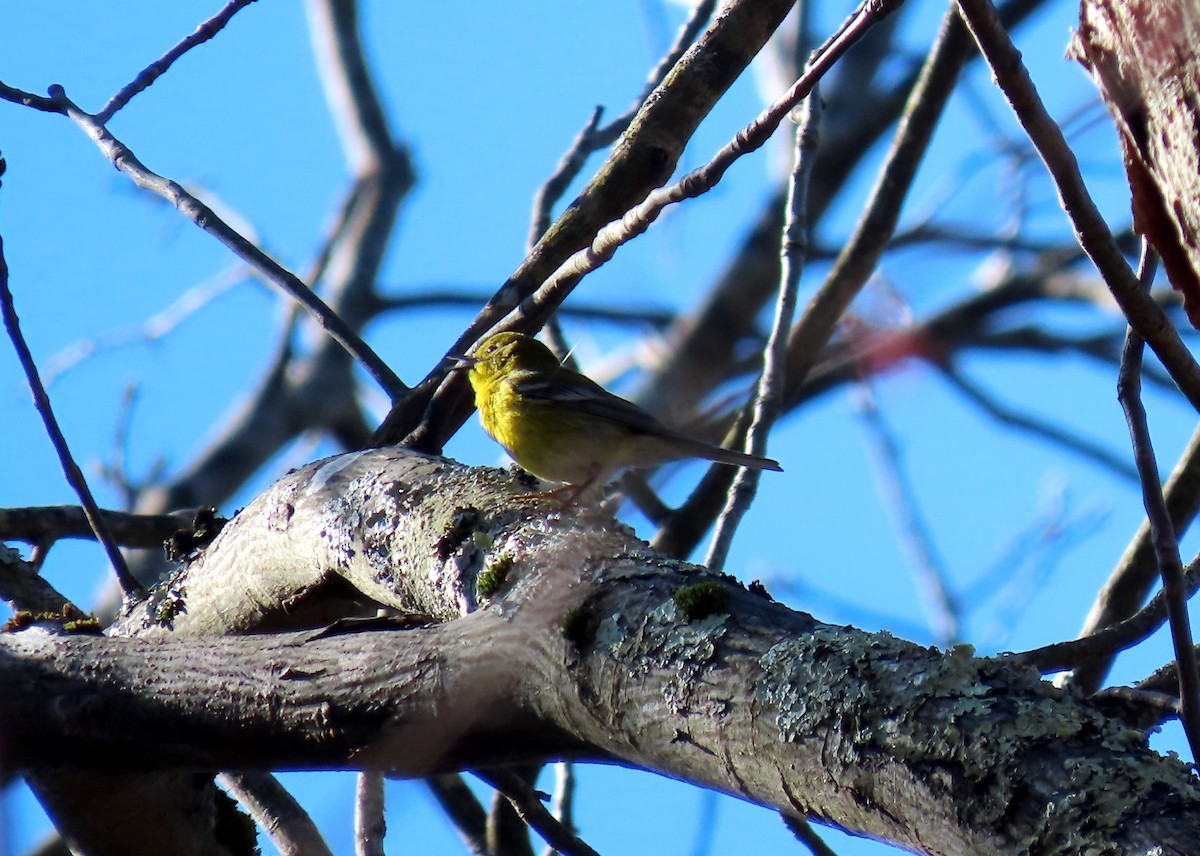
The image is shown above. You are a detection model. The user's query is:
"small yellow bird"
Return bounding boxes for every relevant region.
[457,331,781,503]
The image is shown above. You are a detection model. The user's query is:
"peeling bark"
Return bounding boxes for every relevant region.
[1071,0,1200,326]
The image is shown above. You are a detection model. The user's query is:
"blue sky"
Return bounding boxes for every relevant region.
[2,2,1195,854]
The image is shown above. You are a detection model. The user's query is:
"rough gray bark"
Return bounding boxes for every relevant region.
[6,448,1200,855]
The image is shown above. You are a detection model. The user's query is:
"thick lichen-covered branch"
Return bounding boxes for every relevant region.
[8,447,1200,855]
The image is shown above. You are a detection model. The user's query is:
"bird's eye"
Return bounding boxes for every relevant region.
[486,344,498,354]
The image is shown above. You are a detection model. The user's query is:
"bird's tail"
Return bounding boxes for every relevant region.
[675,435,781,471]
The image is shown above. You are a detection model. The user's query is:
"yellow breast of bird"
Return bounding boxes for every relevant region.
[481,376,622,486]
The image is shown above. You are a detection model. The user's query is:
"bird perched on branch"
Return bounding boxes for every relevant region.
[456,331,781,504]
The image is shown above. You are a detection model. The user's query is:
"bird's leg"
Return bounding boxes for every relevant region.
[513,478,595,507]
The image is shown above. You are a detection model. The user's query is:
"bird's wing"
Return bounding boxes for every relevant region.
[509,369,668,435]
[510,368,782,471]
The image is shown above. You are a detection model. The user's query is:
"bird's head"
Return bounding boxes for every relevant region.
[454,331,561,389]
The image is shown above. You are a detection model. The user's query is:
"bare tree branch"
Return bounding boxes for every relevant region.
[7,448,1200,853]
[1015,553,1200,674]
[785,2,977,393]
[219,771,334,856]
[707,86,820,569]
[428,774,489,855]
[1115,246,1200,760]
[854,380,960,645]
[44,84,405,400]
[0,235,142,603]
[1070,422,1200,690]
[353,770,385,856]
[94,0,261,123]
[380,0,807,449]
[0,547,73,614]
[954,0,1200,411]
[479,770,598,856]
[0,506,189,549]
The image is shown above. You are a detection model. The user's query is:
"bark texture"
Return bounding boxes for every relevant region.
[6,448,1200,855]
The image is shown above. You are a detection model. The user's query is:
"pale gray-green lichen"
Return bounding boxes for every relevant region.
[755,628,1200,848]
[315,494,360,571]
[596,598,729,717]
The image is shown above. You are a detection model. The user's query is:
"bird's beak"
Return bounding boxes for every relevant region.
[446,352,476,372]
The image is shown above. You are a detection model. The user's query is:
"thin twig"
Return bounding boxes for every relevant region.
[592,0,719,145]
[46,85,405,400]
[531,0,720,245]
[953,0,1200,412]
[529,117,590,370]
[540,762,578,856]
[219,772,334,856]
[108,384,139,502]
[1116,246,1200,762]
[42,265,247,386]
[1097,684,1181,723]
[0,547,75,614]
[0,506,191,549]
[704,86,821,570]
[1014,552,1200,674]
[354,771,386,856]
[0,80,59,112]
[511,0,901,335]
[853,380,960,646]
[530,107,605,249]
[939,363,1139,482]
[486,775,536,856]
[476,770,600,856]
[1071,422,1200,692]
[396,0,903,453]
[376,289,675,329]
[427,774,488,856]
[784,2,977,394]
[0,235,144,604]
[782,814,840,856]
[94,0,261,123]
[1139,653,1200,698]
